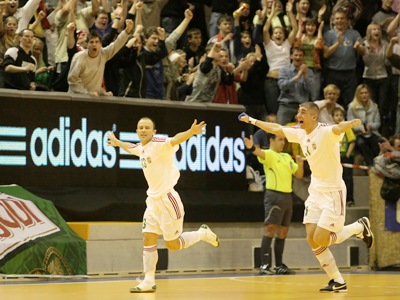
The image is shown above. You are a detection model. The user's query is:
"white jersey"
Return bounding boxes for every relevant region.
[282,123,345,192]
[127,136,180,197]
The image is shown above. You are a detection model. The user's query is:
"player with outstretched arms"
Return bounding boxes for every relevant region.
[239,102,374,293]
[107,117,219,293]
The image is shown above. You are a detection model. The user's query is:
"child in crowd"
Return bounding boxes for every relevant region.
[233,6,256,62]
[293,17,324,100]
[332,107,356,207]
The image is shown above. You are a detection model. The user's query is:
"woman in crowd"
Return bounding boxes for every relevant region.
[347,84,381,166]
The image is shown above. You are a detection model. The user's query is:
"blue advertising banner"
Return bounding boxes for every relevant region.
[385,199,400,231]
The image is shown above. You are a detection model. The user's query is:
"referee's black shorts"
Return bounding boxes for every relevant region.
[263,189,293,227]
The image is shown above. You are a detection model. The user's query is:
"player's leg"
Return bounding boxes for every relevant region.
[315,189,372,248]
[306,223,347,293]
[130,232,160,293]
[130,198,161,293]
[304,188,346,292]
[162,190,219,250]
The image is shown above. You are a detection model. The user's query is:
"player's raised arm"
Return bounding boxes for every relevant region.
[170,119,206,147]
[332,119,362,135]
[238,112,285,136]
[107,131,131,152]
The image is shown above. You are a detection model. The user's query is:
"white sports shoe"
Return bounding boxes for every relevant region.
[199,224,220,247]
[129,281,157,293]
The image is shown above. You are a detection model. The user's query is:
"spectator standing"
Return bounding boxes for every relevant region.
[206,0,239,38]
[262,0,297,115]
[323,10,365,108]
[362,22,392,136]
[160,0,188,49]
[3,0,41,33]
[386,36,400,134]
[253,0,292,34]
[293,17,324,101]
[54,0,99,78]
[213,48,251,104]
[90,9,113,40]
[237,46,269,134]
[372,0,396,41]
[277,47,314,125]
[32,37,55,90]
[347,84,381,166]
[67,19,134,96]
[142,26,168,99]
[233,5,256,62]
[187,0,209,47]
[183,27,205,68]
[1,28,36,90]
[1,16,19,51]
[208,14,237,65]
[185,42,222,102]
[140,0,169,29]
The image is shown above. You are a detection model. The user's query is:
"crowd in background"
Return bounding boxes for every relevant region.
[1,0,400,166]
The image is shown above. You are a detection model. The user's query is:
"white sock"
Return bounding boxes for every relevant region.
[179,231,201,249]
[313,246,344,284]
[329,221,363,245]
[143,245,158,283]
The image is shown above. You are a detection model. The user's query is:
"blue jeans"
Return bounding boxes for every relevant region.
[310,69,322,101]
[277,103,299,126]
[208,12,221,38]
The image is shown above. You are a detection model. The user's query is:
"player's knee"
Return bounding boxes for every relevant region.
[165,239,181,251]
[313,234,330,247]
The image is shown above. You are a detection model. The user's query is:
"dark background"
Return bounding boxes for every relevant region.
[0,90,296,223]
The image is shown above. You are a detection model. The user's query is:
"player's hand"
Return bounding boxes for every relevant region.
[238,112,250,123]
[350,119,362,128]
[190,119,207,135]
[107,131,119,147]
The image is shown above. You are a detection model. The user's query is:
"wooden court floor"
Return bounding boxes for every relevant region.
[1,272,399,300]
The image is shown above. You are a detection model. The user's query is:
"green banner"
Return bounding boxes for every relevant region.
[0,185,86,276]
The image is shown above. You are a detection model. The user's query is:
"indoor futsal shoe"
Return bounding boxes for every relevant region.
[357,217,374,248]
[319,279,347,293]
[199,224,220,247]
[129,281,157,293]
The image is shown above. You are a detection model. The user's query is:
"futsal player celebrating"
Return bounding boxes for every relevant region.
[107,117,219,293]
[239,102,374,293]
